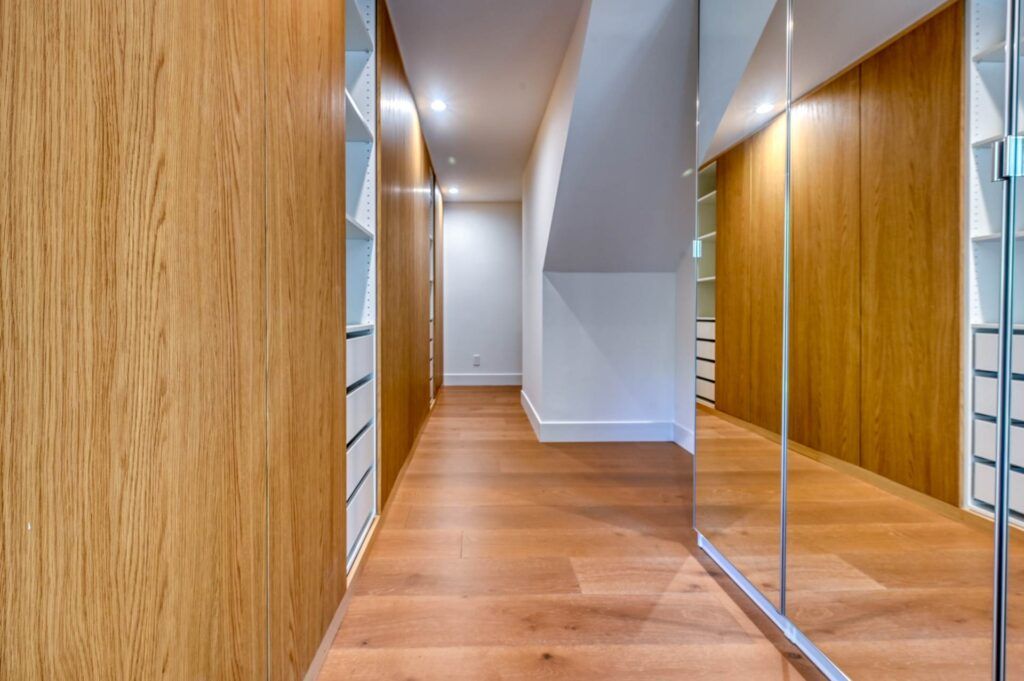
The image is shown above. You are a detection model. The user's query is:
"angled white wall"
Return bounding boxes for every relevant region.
[522,0,698,443]
[443,202,522,386]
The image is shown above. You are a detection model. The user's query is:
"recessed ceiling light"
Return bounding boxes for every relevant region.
[755,102,774,115]
[430,99,447,112]
[448,187,460,195]
[448,156,457,165]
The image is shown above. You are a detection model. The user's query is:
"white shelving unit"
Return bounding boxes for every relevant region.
[965,0,1024,523]
[345,0,378,572]
[696,162,717,407]
[429,182,438,401]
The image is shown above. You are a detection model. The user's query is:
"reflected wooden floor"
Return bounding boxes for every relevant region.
[696,407,1024,680]
[318,387,814,681]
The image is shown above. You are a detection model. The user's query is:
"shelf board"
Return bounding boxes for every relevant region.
[696,316,716,321]
[697,275,716,283]
[972,231,1024,243]
[698,190,717,204]
[972,134,1001,149]
[698,231,716,241]
[345,90,374,143]
[345,0,374,52]
[346,322,375,335]
[974,41,1006,64]
[346,213,374,240]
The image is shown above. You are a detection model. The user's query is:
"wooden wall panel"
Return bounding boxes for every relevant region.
[434,184,445,393]
[790,69,862,464]
[0,1,268,678]
[379,0,436,506]
[265,0,347,678]
[715,143,752,421]
[859,2,962,504]
[746,117,787,434]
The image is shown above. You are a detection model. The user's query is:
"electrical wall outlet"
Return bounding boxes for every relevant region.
[473,354,481,367]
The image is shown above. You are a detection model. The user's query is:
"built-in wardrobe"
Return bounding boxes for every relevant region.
[0,0,440,678]
[693,1,1024,678]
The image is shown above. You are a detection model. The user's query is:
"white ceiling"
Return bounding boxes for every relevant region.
[700,0,948,162]
[385,0,585,202]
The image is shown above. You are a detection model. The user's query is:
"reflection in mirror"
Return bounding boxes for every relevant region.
[694,0,788,608]
[784,0,1014,677]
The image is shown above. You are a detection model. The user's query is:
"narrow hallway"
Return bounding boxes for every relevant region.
[318,387,809,680]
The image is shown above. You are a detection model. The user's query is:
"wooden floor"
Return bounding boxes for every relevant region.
[697,408,1024,680]
[318,387,817,680]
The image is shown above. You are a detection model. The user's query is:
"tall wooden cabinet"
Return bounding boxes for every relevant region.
[708,4,963,504]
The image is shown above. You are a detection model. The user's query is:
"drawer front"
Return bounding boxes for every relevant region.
[696,339,716,362]
[696,378,715,402]
[346,333,374,387]
[696,321,716,341]
[974,418,1024,468]
[696,359,715,381]
[974,331,1024,375]
[346,472,375,558]
[975,375,998,418]
[346,423,376,500]
[973,461,1024,514]
[347,378,375,443]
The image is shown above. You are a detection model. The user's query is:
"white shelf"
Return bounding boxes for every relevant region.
[972,134,1001,149]
[974,41,1006,64]
[697,275,716,283]
[345,0,374,52]
[698,231,717,241]
[346,213,374,240]
[973,231,1024,243]
[346,322,375,335]
[346,90,374,143]
[698,190,717,204]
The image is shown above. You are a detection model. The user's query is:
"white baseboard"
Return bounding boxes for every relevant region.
[445,372,522,386]
[673,422,694,453]
[520,390,673,443]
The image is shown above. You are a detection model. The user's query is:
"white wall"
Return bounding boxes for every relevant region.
[443,202,523,385]
[522,0,591,413]
[675,255,696,451]
[536,272,677,441]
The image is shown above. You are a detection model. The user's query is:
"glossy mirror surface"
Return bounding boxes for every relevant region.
[694,0,788,608]
[785,1,1001,677]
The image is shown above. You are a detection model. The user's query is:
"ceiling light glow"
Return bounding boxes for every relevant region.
[430,99,448,112]
[755,102,774,115]
[448,187,460,195]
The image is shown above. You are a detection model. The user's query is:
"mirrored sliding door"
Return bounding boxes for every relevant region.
[694,0,789,608]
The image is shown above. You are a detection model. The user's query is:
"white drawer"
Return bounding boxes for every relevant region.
[346,333,374,387]
[346,471,375,559]
[696,321,716,341]
[974,375,1024,421]
[974,331,1024,374]
[347,378,375,443]
[974,418,1024,468]
[696,378,715,402]
[696,339,716,361]
[696,359,715,381]
[973,461,1024,513]
[346,423,375,500]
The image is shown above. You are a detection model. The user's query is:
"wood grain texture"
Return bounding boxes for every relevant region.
[789,68,862,465]
[858,2,962,504]
[378,0,436,507]
[318,388,808,680]
[746,117,786,434]
[0,1,268,677]
[433,182,445,394]
[714,145,752,421]
[265,0,347,678]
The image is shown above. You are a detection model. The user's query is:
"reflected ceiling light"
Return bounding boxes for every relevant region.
[430,99,448,112]
[448,187,460,195]
[755,102,774,115]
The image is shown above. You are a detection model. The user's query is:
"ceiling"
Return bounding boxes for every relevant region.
[700,0,948,162]
[385,0,585,202]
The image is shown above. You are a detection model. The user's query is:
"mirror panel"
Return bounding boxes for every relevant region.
[785,1,997,677]
[694,0,788,608]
